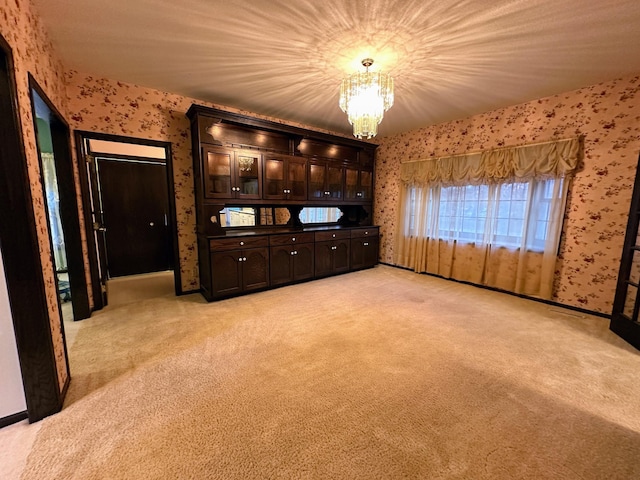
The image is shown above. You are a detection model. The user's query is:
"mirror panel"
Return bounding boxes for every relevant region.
[299,207,342,224]
[220,207,290,227]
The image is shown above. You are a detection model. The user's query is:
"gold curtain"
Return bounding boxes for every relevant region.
[394,138,581,299]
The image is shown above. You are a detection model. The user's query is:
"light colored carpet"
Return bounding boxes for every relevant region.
[19,266,640,479]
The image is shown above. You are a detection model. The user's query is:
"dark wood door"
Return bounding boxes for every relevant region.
[292,243,314,281]
[611,154,640,349]
[351,237,379,270]
[242,247,269,291]
[211,250,242,297]
[333,239,350,273]
[98,158,171,277]
[270,245,293,286]
[314,241,334,277]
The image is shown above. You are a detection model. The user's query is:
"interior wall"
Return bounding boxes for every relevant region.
[374,73,640,314]
[0,0,71,391]
[64,70,350,292]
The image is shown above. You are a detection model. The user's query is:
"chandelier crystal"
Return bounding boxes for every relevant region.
[339,58,394,139]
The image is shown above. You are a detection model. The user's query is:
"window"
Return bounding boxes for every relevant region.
[404,177,564,252]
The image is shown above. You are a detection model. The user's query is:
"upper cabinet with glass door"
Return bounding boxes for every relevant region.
[263,154,307,201]
[344,166,373,202]
[308,160,344,201]
[203,146,262,200]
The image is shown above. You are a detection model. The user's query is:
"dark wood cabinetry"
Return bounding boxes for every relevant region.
[207,237,269,299]
[269,232,314,286]
[187,104,380,301]
[203,146,262,200]
[314,230,351,277]
[350,227,379,270]
[344,166,373,202]
[308,160,344,201]
[263,154,307,201]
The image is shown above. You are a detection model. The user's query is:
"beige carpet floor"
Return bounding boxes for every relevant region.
[18,266,640,479]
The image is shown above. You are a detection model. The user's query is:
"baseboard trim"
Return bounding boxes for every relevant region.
[378,262,610,319]
[178,288,200,296]
[0,410,28,429]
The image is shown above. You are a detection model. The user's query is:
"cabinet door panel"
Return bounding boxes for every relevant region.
[345,167,358,200]
[308,163,325,200]
[293,243,314,281]
[243,247,270,291]
[287,158,307,200]
[334,240,350,273]
[327,164,343,200]
[211,251,242,296]
[363,237,379,267]
[314,242,333,277]
[264,157,285,199]
[270,245,293,286]
[359,169,373,200]
[236,151,262,199]
[204,147,233,199]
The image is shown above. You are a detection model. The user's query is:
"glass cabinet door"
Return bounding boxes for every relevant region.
[345,168,358,200]
[236,151,261,199]
[204,147,233,198]
[308,163,326,200]
[264,156,285,199]
[327,164,343,200]
[287,157,307,200]
[359,169,372,200]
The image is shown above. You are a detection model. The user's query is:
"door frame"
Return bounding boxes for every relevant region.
[74,131,181,308]
[610,153,640,349]
[0,33,65,422]
[29,75,91,321]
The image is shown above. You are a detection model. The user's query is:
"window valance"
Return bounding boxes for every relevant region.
[400,137,581,186]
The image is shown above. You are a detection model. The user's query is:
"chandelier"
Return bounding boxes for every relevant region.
[339,58,394,139]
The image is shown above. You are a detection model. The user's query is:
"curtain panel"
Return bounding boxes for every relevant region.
[394,138,581,299]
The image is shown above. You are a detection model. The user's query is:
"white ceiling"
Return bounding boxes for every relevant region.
[32,0,640,138]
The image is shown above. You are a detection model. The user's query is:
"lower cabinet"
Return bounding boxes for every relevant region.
[208,237,269,299]
[270,233,315,286]
[201,227,379,301]
[314,230,351,277]
[350,227,379,270]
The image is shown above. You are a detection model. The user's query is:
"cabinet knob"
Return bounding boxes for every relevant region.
[332,234,336,238]
[357,192,363,197]
[238,257,243,262]
[324,191,330,196]
[240,241,244,246]
[364,231,368,235]
[292,237,296,242]
[364,242,369,246]
[243,257,247,261]
[331,246,337,250]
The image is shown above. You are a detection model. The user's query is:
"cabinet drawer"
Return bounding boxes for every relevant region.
[210,236,269,251]
[314,230,351,242]
[269,232,315,246]
[351,227,379,239]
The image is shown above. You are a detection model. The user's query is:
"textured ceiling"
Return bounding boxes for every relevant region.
[32,0,640,137]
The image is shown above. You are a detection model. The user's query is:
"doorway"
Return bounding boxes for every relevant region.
[75,132,180,309]
[29,80,90,323]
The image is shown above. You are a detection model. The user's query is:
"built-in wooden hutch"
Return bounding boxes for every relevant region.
[187,105,379,301]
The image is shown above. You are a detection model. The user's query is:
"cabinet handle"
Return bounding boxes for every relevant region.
[331,246,337,250]
[357,192,363,197]
[364,242,369,246]
[324,191,330,196]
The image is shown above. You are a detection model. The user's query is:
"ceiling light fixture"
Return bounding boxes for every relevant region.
[339,58,394,139]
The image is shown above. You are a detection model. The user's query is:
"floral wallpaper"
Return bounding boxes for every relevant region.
[64,70,349,293]
[1,0,69,391]
[375,74,640,314]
